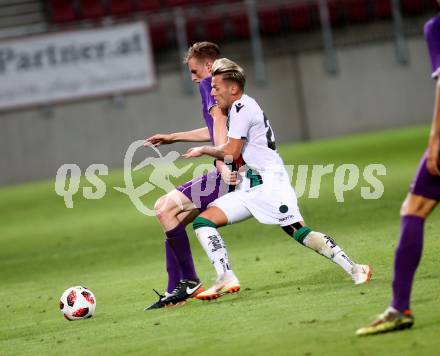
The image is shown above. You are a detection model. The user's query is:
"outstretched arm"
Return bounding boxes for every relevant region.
[427,77,440,175]
[144,127,210,147]
[182,138,245,161]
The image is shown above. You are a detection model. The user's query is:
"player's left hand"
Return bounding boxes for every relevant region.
[426,134,440,176]
[182,147,204,159]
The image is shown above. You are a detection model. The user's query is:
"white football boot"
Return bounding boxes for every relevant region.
[196,271,240,300]
[351,264,373,285]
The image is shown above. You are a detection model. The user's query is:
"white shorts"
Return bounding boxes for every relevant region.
[209,170,303,226]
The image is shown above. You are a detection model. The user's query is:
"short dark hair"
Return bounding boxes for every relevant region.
[211,58,246,90]
[183,42,220,64]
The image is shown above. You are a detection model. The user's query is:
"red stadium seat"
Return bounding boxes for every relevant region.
[164,0,189,8]
[78,0,107,20]
[401,0,425,15]
[190,0,215,5]
[343,0,370,22]
[284,1,318,31]
[186,21,205,44]
[371,0,391,18]
[136,0,161,13]
[48,0,78,23]
[203,16,225,42]
[149,22,174,50]
[258,7,282,35]
[327,0,347,26]
[108,0,134,16]
[229,13,249,39]
[187,15,225,44]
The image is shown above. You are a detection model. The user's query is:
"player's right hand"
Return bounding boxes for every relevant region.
[220,166,239,185]
[144,134,173,147]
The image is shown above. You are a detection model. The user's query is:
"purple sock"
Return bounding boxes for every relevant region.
[165,239,182,293]
[391,215,425,311]
[166,224,199,282]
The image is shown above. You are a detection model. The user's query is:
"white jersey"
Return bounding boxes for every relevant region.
[208,94,303,227]
[228,94,283,173]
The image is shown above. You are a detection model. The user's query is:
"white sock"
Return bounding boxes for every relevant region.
[195,226,231,277]
[302,231,355,275]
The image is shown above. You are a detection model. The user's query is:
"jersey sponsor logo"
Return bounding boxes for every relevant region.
[235,103,244,113]
[278,215,294,222]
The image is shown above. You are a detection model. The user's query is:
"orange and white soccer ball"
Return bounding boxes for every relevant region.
[59,286,96,321]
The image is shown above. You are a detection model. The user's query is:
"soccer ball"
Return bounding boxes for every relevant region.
[59,286,96,321]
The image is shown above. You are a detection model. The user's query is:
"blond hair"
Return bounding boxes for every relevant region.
[211,58,246,90]
[183,42,220,64]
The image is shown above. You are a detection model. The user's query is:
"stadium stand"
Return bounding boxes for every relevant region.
[258,6,283,35]
[202,15,226,41]
[136,0,161,13]
[108,0,135,16]
[283,1,318,31]
[149,20,174,49]
[164,0,189,7]
[0,0,437,51]
[344,0,371,22]
[47,0,78,23]
[186,14,225,43]
[403,0,440,15]
[228,12,249,39]
[77,0,107,20]
[372,0,392,18]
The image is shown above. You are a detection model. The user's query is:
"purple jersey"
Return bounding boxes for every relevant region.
[409,15,440,200]
[175,76,233,211]
[199,76,216,144]
[424,14,440,79]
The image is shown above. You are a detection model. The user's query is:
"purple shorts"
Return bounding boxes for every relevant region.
[410,150,440,201]
[176,169,234,211]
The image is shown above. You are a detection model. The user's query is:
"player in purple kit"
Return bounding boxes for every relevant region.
[357,6,440,335]
[143,42,237,309]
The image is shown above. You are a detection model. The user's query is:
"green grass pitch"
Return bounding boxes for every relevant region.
[1,125,439,355]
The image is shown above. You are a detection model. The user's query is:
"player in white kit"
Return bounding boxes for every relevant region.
[183,58,372,299]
